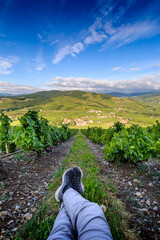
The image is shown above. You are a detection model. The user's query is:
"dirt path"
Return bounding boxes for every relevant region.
[85,137,160,240]
[0,136,76,240]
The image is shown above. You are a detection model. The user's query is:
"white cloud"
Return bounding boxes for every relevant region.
[52,42,84,64]
[129,67,141,71]
[84,18,107,45]
[102,20,160,49]
[0,81,39,94]
[156,63,160,67]
[0,56,20,75]
[37,33,42,40]
[35,50,45,71]
[112,66,123,71]
[50,40,59,46]
[112,66,141,71]
[0,57,14,75]
[46,74,160,93]
[84,30,107,45]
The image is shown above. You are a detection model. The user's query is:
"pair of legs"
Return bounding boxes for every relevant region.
[47,167,113,240]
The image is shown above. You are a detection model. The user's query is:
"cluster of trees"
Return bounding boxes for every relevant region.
[82,121,160,163]
[0,111,77,157]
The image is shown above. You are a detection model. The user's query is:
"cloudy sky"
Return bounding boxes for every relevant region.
[0,0,160,94]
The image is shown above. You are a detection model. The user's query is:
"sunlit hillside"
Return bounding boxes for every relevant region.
[1,90,160,127]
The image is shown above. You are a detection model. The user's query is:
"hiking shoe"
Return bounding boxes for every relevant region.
[73,166,84,194]
[55,169,73,202]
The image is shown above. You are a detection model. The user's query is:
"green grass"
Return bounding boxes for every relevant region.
[15,132,138,240]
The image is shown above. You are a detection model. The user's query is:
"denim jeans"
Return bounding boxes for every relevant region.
[47,188,113,240]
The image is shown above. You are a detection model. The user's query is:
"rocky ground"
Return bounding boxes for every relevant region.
[85,137,160,240]
[0,136,75,240]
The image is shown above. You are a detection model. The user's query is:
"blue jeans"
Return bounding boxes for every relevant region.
[47,188,113,240]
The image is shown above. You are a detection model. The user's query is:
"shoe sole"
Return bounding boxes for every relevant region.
[55,169,71,202]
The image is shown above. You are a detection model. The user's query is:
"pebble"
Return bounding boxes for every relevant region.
[148,182,153,187]
[0,201,2,206]
[12,227,18,232]
[100,205,106,212]
[133,179,141,183]
[31,207,37,213]
[128,181,132,186]
[8,220,14,225]
[146,200,151,206]
[141,208,148,213]
[23,208,28,213]
[0,211,8,218]
[24,212,32,221]
[136,192,141,197]
[153,206,158,211]
[15,205,20,211]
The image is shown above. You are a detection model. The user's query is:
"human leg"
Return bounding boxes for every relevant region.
[47,202,76,240]
[63,188,113,240]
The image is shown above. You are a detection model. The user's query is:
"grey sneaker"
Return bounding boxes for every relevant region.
[73,166,84,194]
[55,169,73,202]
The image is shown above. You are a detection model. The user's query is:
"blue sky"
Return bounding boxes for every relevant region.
[0,0,160,94]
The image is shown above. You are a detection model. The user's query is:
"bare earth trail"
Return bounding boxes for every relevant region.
[0,135,76,240]
[85,137,160,240]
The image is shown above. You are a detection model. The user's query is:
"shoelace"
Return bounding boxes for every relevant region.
[74,175,80,192]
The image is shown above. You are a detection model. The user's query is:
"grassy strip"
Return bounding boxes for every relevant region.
[15,132,138,240]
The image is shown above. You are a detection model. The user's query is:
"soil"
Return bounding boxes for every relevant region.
[0,136,75,240]
[85,137,160,240]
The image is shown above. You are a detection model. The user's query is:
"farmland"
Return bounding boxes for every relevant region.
[0,90,160,127]
[0,91,160,240]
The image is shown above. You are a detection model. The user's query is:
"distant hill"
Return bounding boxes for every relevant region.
[1,90,160,127]
[132,92,160,106]
[107,92,154,97]
[0,93,13,97]
[0,90,112,112]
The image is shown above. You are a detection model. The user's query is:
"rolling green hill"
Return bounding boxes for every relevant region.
[1,90,160,127]
[132,92,160,106]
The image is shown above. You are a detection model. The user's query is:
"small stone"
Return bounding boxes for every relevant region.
[133,179,141,183]
[31,207,37,213]
[122,179,125,182]
[8,220,14,225]
[100,205,106,212]
[153,201,157,205]
[141,208,148,212]
[135,187,138,190]
[23,208,28,213]
[12,227,18,232]
[15,205,20,211]
[153,206,158,211]
[24,213,32,221]
[0,201,2,206]
[146,200,151,206]
[128,181,132,186]
[0,211,8,218]
[136,192,141,197]
[148,182,153,187]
